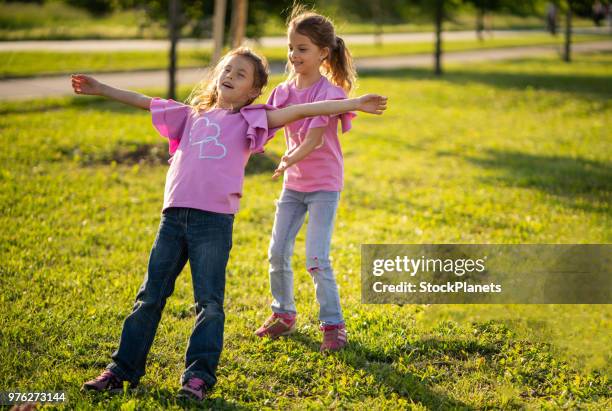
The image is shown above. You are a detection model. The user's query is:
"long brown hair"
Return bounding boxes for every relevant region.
[286,6,357,94]
[186,47,269,113]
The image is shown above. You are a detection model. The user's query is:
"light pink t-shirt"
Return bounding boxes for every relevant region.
[266,76,356,192]
[150,98,277,214]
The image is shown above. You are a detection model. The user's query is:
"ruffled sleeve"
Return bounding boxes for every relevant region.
[150,97,192,155]
[309,85,356,133]
[266,83,291,108]
[239,104,281,153]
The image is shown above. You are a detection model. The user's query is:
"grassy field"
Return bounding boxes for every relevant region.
[1,52,610,409]
[0,1,598,41]
[1,34,609,79]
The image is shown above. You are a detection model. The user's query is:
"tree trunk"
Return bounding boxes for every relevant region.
[212,0,227,63]
[168,0,180,100]
[563,1,572,62]
[372,0,383,47]
[476,7,485,42]
[230,0,248,48]
[434,0,443,75]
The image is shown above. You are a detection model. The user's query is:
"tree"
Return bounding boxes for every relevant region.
[464,0,541,41]
[212,0,228,63]
[434,0,443,75]
[410,0,461,76]
[168,0,181,99]
[230,0,248,47]
[563,0,573,62]
[467,0,498,41]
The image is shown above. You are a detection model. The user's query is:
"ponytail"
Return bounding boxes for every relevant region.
[325,35,357,94]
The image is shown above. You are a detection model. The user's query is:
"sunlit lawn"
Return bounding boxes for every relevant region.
[1,52,610,409]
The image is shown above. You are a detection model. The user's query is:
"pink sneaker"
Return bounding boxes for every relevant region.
[179,377,208,401]
[320,323,347,352]
[255,313,296,338]
[81,369,133,393]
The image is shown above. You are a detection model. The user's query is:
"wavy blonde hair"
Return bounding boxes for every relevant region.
[186,47,270,113]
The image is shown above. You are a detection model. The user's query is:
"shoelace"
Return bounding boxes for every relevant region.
[265,315,291,328]
[187,378,205,391]
[323,329,339,343]
[321,325,346,343]
[97,370,117,382]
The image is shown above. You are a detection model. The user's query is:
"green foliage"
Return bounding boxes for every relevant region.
[0,1,599,40]
[0,1,90,29]
[1,53,610,409]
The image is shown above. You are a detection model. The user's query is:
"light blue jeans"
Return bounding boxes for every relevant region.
[268,188,344,325]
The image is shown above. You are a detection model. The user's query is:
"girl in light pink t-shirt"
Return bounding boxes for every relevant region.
[72,47,386,400]
[256,9,377,351]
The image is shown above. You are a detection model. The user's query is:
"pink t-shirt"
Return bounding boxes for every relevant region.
[150,98,277,214]
[266,76,356,192]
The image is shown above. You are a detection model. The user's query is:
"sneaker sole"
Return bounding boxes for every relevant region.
[320,342,348,352]
[255,325,296,339]
[80,385,135,394]
[177,389,204,401]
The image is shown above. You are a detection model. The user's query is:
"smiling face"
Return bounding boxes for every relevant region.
[288,29,328,76]
[216,54,260,108]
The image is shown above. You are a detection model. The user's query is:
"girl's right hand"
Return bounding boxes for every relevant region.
[71,74,103,96]
[356,94,387,115]
[272,155,291,180]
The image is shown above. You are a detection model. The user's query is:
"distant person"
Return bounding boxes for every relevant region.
[546,2,558,35]
[71,48,386,401]
[593,1,606,26]
[254,6,359,352]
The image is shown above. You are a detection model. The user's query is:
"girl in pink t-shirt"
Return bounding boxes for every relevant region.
[256,9,369,351]
[72,47,386,400]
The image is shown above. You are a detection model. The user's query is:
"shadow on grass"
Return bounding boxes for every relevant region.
[360,61,612,101]
[461,149,612,214]
[58,141,279,174]
[287,332,496,409]
[83,386,249,410]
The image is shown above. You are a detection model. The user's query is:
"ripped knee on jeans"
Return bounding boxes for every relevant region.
[307,256,329,274]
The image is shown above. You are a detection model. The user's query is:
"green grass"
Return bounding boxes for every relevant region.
[1,33,608,79]
[0,49,212,79]
[1,53,611,409]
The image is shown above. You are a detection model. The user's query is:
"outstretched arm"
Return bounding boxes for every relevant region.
[71,74,152,110]
[265,94,387,129]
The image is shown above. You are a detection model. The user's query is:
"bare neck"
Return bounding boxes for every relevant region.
[294,71,323,90]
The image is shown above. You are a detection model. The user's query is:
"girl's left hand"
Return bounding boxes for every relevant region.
[272,155,290,180]
[71,74,104,95]
[356,94,388,115]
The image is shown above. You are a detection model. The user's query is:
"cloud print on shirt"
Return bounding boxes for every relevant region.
[188,116,227,160]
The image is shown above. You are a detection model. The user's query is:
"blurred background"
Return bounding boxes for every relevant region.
[0,0,611,99]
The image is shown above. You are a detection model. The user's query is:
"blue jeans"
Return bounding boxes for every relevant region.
[107,207,233,388]
[268,188,344,325]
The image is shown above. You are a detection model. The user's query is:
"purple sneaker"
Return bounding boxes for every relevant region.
[179,377,208,401]
[255,313,296,338]
[320,323,348,352]
[81,369,132,393]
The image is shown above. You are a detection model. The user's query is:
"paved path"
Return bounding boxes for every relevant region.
[0,27,608,51]
[1,41,610,101]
